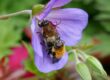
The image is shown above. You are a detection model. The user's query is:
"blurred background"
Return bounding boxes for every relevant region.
[0,0,110,80]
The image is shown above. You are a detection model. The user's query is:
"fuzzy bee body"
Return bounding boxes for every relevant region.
[38,20,65,63]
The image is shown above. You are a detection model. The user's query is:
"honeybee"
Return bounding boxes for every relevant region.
[38,20,65,63]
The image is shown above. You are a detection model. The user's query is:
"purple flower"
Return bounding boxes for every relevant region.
[31,0,88,73]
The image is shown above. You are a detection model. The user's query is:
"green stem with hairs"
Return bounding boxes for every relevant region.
[0,10,32,20]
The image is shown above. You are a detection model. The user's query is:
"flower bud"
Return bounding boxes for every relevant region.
[85,56,108,80]
[76,62,92,80]
[32,4,44,16]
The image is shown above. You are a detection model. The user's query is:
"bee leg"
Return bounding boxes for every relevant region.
[40,40,45,46]
[48,49,51,55]
[36,31,41,34]
[40,42,44,46]
[52,57,60,63]
[51,52,60,63]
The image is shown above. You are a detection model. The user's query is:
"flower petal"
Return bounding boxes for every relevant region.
[31,18,36,34]
[46,8,88,46]
[32,32,43,57]
[9,46,28,70]
[37,0,71,20]
[31,18,43,57]
[47,0,72,8]
[37,0,56,20]
[34,52,68,73]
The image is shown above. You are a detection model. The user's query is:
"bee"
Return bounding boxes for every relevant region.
[38,20,65,63]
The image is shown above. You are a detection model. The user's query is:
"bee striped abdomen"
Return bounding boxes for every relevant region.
[54,45,65,59]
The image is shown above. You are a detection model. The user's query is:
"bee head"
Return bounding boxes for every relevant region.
[38,20,49,27]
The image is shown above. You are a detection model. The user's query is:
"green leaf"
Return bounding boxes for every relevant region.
[95,0,110,12]
[6,0,39,12]
[95,13,110,32]
[92,34,110,56]
[24,59,40,75]
[76,62,92,80]
[0,49,11,59]
[86,56,103,70]
[95,13,110,20]
[83,0,93,4]
[85,56,108,80]
[101,21,110,32]
[22,42,34,60]
[0,20,21,47]
[0,19,21,58]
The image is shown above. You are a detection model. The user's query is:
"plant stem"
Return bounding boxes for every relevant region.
[78,50,89,59]
[73,50,80,64]
[0,10,32,20]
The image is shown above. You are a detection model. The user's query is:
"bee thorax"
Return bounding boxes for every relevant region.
[46,36,56,42]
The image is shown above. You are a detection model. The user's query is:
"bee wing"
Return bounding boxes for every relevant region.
[46,8,88,46]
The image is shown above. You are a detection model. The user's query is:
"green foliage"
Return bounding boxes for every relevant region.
[95,0,110,12]
[23,42,34,60]
[72,50,108,80]
[92,34,110,56]
[76,62,92,80]
[85,56,108,80]
[0,19,21,59]
[0,0,40,12]
[0,0,40,59]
